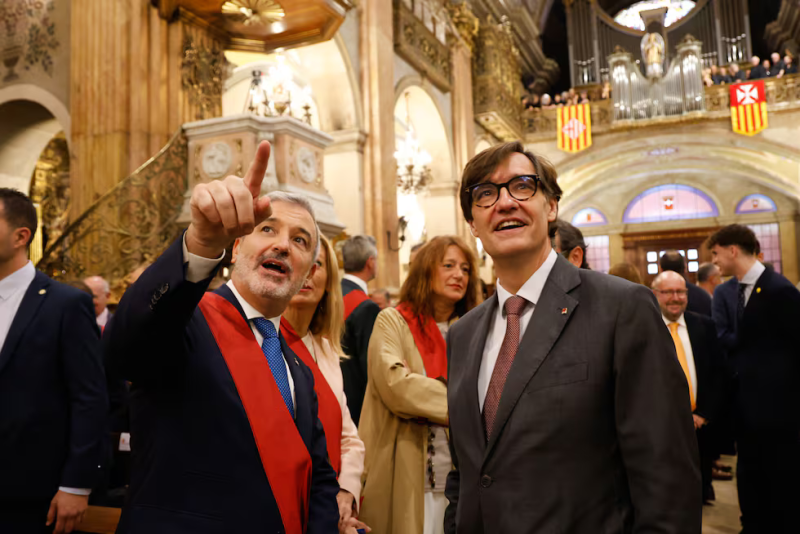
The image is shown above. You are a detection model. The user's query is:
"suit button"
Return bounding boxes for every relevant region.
[480,475,492,488]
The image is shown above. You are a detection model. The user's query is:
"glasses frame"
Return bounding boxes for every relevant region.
[654,289,689,297]
[465,174,541,209]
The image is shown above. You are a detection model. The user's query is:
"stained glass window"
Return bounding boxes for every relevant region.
[735,194,777,214]
[748,223,782,274]
[623,184,719,223]
[572,208,608,227]
[614,0,697,31]
[585,235,611,273]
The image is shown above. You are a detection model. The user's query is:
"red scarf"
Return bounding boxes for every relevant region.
[395,303,448,380]
[343,289,369,319]
[280,318,343,475]
[199,293,311,534]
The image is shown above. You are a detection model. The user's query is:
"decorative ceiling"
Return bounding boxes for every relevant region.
[156,0,352,51]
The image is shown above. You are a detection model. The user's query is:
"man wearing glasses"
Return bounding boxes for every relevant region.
[652,271,724,505]
[444,141,701,533]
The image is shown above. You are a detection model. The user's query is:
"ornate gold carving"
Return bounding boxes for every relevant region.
[523,100,613,139]
[37,130,189,302]
[181,37,226,120]
[221,0,285,26]
[704,73,800,113]
[393,0,452,92]
[29,133,70,249]
[472,14,523,141]
[446,1,479,50]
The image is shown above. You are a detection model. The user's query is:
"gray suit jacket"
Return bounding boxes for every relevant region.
[444,256,701,533]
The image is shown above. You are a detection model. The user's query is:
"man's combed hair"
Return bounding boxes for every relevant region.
[0,188,37,248]
[554,219,589,269]
[659,250,686,275]
[706,224,759,256]
[696,262,717,283]
[267,191,320,259]
[342,235,377,273]
[459,141,563,222]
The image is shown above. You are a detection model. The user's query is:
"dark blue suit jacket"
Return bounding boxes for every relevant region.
[105,237,338,534]
[712,277,739,352]
[0,271,108,502]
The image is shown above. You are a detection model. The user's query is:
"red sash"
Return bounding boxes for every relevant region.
[198,293,311,534]
[280,318,343,476]
[343,289,369,319]
[395,303,448,380]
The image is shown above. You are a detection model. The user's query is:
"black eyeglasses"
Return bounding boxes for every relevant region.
[465,175,540,208]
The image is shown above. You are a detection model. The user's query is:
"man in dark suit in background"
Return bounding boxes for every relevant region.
[0,189,108,534]
[340,235,381,426]
[552,219,589,269]
[105,143,339,533]
[708,224,800,532]
[697,262,722,298]
[444,142,700,534]
[660,250,712,316]
[748,56,768,79]
[652,271,724,504]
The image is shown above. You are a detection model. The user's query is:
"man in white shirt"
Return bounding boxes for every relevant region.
[652,271,725,505]
[0,188,108,534]
[104,142,340,533]
[708,224,800,531]
[444,141,701,534]
[83,276,111,328]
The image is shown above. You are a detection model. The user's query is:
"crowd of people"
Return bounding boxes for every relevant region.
[703,52,797,86]
[1,138,799,534]
[522,82,612,111]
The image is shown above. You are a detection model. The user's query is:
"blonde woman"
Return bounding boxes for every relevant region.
[281,235,368,534]
[359,236,481,534]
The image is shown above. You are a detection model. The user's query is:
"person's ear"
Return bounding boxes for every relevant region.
[12,227,31,250]
[468,219,477,237]
[546,197,559,222]
[569,246,584,268]
[231,238,241,264]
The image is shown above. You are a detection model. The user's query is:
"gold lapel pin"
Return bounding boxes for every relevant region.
[294,357,300,366]
[38,289,46,295]
[561,307,568,315]
[756,287,761,294]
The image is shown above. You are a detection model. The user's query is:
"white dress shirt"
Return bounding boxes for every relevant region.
[740,260,765,306]
[0,261,91,496]
[478,249,558,410]
[343,273,369,294]
[662,313,698,398]
[96,307,110,328]
[182,237,295,409]
[0,261,35,352]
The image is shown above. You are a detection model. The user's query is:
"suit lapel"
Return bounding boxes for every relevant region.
[462,296,497,456]
[484,257,580,462]
[0,271,50,376]
[684,313,705,376]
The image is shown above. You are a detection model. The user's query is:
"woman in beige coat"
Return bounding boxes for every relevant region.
[359,236,481,534]
[282,235,368,534]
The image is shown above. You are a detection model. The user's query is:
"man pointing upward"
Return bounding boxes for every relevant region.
[105,141,340,533]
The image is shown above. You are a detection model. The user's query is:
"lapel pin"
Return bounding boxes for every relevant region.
[756,287,761,294]
[38,289,46,295]
[294,357,300,366]
[561,307,568,315]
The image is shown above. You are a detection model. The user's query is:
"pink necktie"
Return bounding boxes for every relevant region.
[483,295,528,439]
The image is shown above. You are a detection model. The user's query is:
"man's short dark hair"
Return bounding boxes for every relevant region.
[659,250,685,275]
[696,262,717,283]
[706,224,759,256]
[554,219,589,269]
[459,141,563,222]
[0,188,37,248]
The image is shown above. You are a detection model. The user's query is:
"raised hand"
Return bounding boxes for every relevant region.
[186,141,273,258]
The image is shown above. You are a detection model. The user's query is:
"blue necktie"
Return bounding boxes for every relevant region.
[252,318,294,418]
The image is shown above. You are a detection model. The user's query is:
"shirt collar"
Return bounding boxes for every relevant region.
[343,273,369,294]
[495,248,558,315]
[226,280,281,332]
[741,261,765,286]
[0,261,35,302]
[662,312,686,329]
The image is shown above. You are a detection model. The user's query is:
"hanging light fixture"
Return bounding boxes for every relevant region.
[394,91,432,195]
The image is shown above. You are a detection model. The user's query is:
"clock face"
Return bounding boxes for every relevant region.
[296,146,317,184]
[201,142,233,179]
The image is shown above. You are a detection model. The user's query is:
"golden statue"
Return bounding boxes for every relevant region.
[641,32,665,78]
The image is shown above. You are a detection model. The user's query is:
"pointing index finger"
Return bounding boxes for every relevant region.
[244,141,271,198]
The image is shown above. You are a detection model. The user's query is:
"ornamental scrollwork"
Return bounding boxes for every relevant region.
[181,36,226,120]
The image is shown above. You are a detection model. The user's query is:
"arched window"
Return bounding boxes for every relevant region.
[735,194,777,214]
[623,184,719,223]
[571,207,608,227]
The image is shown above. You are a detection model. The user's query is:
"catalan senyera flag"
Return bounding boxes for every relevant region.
[557,103,592,153]
[730,80,768,136]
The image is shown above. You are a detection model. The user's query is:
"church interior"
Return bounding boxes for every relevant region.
[2,0,799,531]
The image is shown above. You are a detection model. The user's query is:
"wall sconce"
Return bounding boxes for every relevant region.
[387,216,408,252]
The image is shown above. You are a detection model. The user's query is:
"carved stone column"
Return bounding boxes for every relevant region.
[359,0,399,289]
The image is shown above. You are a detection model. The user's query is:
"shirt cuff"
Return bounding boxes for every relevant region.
[59,487,91,496]
[182,233,225,283]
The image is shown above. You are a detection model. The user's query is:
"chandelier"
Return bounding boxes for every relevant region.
[243,54,314,125]
[394,91,432,195]
[221,0,285,26]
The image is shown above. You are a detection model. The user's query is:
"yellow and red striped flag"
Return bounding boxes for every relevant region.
[557,103,592,153]
[730,80,768,136]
